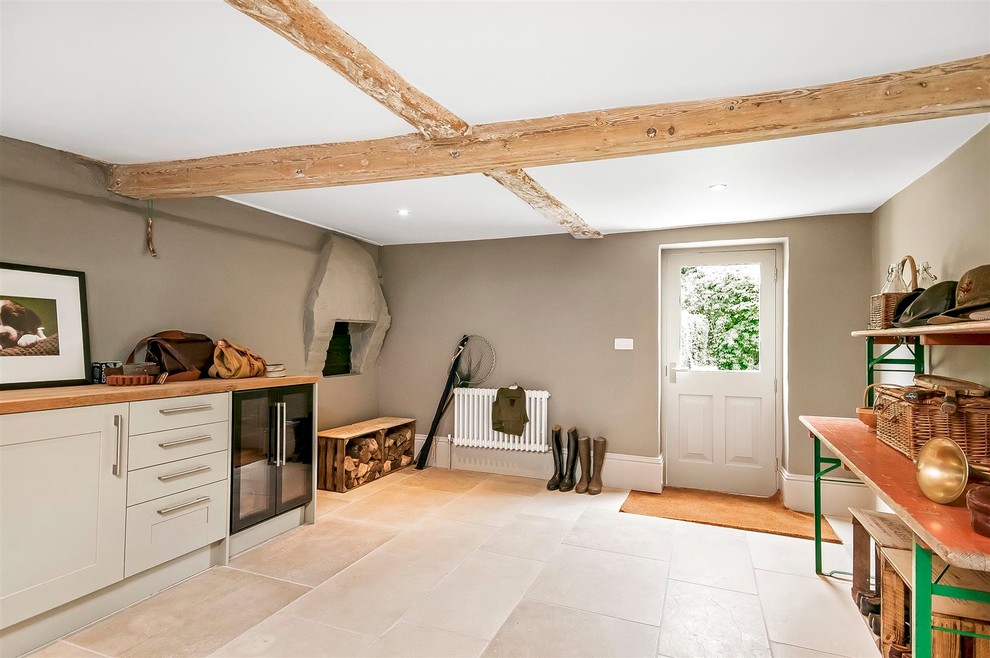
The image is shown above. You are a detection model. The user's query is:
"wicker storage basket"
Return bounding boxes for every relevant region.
[875,387,990,466]
[869,255,918,329]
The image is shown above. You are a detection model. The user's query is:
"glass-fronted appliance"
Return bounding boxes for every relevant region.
[230,384,313,534]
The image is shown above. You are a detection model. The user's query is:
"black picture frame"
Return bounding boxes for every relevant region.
[0,262,91,389]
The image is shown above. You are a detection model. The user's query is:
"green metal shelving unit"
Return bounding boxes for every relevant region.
[815,321,990,658]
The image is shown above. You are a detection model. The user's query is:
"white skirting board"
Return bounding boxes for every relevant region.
[778,466,877,515]
[415,435,663,493]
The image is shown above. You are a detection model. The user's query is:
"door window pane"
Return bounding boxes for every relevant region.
[678,263,760,371]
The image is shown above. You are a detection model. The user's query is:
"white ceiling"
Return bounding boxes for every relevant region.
[2,1,988,244]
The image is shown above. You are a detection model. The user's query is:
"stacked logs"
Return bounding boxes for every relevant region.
[383,427,414,474]
[341,427,415,489]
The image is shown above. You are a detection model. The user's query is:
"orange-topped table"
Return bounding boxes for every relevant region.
[802,415,990,658]
[802,415,990,570]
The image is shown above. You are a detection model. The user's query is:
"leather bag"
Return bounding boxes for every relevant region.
[127,331,215,382]
[209,338,267,379]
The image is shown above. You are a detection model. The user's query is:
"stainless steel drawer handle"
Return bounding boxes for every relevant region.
[159,404,213,415]
[158,434,211,448]
[158,465,211,481]
[157,496,211,515]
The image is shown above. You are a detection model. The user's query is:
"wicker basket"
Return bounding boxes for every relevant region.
[868,255,918,329]
[875,387,990,466]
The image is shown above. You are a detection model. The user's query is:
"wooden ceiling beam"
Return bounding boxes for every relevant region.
[225,0,466,139]
[223,0,601,238]
[110,54,990,200]
[486,169,602,238]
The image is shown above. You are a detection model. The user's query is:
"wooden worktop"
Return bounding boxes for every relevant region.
[801,415,990,570]
[0,376,318,415]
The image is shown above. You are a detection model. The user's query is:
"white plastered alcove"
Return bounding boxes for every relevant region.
[303,235,390,375]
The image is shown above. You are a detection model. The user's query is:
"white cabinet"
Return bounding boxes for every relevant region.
[0,404,128,628]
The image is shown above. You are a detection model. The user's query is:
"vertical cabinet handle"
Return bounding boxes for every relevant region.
[274,401,282,466]
[281,402,289,465]
[112,414,124,477]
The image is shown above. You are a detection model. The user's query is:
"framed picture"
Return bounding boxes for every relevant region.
[0,262,91,389]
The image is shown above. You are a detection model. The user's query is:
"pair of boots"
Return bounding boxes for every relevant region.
[546,425,606,494]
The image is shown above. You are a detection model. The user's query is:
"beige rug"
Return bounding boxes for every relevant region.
[620,487,841,543]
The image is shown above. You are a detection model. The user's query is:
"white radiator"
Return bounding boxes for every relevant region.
[453,388,551,452]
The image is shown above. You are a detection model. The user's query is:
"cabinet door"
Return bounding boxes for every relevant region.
[231,390,277,534]
[276,385,313,514]
[0,404,128,629]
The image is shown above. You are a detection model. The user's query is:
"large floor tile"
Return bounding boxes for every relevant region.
[229,517,399,586]
[473,474,549,497]
[210,612,373,657]
[657,579,770,658]
[483,599,660,658]
[281,549,457,637]
[481,514,573,561]
[401,467,490,493]
[362,621,487,658]
[381,516,496,563]
[519,491,591,522]
[28,642,103,658]
[565,507,676,561]
[332,484,461,529]
[771,642,845,658]
[432,489,531,527]
[747,531,851,578]
[69,568,307,658]
[669,528,757,594]
[586,488,631,511]
[315,490,352,519]
[525,544,668,626]
[756,569,880,658]
[403,550,544,640]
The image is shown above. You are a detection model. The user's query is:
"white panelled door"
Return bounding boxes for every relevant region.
[662,248,779,496]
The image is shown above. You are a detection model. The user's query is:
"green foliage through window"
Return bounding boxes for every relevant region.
[679,264,760,371]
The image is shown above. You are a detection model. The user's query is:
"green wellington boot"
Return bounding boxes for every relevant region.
[546,425,563,490]
[575,436,592,494]
[559,427,579,492]
[588,436,607,495]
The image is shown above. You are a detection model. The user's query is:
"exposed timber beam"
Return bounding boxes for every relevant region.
[110,54,990,200]
[225,0,465,139]
[223,0,600,238]
[486,169,602,238]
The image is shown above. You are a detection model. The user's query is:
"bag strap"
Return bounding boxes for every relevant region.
[126,331,206,375]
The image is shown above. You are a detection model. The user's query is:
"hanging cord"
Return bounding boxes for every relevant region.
[146,200,158,257]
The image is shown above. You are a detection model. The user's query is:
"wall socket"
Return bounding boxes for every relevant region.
[614,338,634,350]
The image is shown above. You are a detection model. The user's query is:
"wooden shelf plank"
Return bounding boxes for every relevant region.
[852,320,990,343]
[0,376,318,415]
[849,508,914,550]
[318,416,416,440]
[881,546,990,619]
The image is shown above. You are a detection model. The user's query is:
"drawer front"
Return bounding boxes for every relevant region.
[127,450,228,506]
[130,393,228,435]
[129,422,229,471]
[124,480,228,578]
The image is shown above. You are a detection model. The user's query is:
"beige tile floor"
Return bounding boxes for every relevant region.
[33,468,880,658]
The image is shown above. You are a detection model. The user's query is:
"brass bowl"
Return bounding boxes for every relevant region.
[916,438,969,504]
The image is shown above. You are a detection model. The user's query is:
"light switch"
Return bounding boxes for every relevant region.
[614,338,634,350]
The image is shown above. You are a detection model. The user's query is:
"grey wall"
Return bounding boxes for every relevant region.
[872,126,990,382]
[379,214,874,475]
[0,137,381,428]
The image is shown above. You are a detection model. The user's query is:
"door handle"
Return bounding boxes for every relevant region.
[281,402,289,465]
[157,496,210,515]
[274,401,283,466]
[159,434,211,448]
[159,403,213,415]
[112,414,124,477]
[668,362,679,384]
[158,464,211,481]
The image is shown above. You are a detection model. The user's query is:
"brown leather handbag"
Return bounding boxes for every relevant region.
[208,339,267,379]
[127,331,216,382]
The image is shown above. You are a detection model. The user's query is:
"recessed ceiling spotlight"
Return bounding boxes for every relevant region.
[709,184,728,191]
[397,208,410,217]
